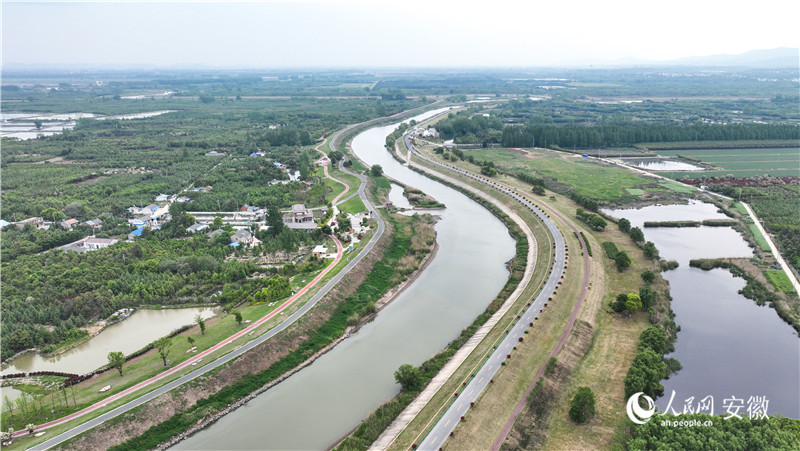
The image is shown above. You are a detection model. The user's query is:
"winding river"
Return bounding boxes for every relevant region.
[175,109,517,449]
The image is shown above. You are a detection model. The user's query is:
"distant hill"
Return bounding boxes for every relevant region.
[671,47,799,68]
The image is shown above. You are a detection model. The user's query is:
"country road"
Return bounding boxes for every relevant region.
[26,123,390,450]
[397,130,591,451]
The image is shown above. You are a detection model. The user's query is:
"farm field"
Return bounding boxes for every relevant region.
[655,147,799,179]
[466,148,653,200]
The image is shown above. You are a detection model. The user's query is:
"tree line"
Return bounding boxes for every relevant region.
[500,123,800,149]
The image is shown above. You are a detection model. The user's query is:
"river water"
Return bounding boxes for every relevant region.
[175,109,516,450]
[1,307,216,376]
[604,201,800,418]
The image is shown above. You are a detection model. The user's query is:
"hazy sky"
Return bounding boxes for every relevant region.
[2,0,798,68]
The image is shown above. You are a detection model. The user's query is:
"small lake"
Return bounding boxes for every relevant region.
[388,183,413,209]
[1,307,216,376]
[1,111,175,140]
[604,201,800,418]
[620,157,703,171]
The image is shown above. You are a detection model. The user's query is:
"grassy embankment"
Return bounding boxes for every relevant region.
[338,164,539,451]
[399,140,665,450]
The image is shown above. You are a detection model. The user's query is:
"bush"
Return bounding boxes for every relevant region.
[568,387,596,424]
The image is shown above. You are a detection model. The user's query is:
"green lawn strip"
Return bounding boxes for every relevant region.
[625,188,645,196]
[338,196,367,214]
[734,202,749,216]
[657,180,695,194]
[747,224,771,251]
[766,270,796,293]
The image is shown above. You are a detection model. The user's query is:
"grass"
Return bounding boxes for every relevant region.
[625,188,645,196]
[465,147,652,200]
[338,195,367,214]
[734,202,749,216]
[748,224,771,251]
[654,147,800,179]
[657,180,695,194]
[766,269,796,293]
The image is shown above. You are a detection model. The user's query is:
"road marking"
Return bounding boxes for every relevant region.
[478,377,484,383]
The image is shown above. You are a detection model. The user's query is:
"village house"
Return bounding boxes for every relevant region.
[290,204,313,223]
[231,229,254,245]
[61,218,80,229]
[176,196,191,203]
[312,245,328,259]
[205,151,226,157]
[155,193,171,202]
[187,223,209,233]
[15,217,44,229]
[83,237,118,250]
[207,228,224,240]
[84,218,103,229]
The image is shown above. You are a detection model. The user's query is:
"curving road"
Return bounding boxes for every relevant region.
[28,124,388,450]
[402,132,589,451]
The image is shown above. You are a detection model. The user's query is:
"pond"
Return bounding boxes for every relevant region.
[619,157,703,171]
[1,307,216,376]
[604,201,799,418]
[388,183,413,209]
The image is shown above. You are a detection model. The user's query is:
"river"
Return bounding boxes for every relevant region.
[174,109,516,450]
[604,201,800,418]
[1,307,216,376]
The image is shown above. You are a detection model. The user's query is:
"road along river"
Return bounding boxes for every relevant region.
[174,109,517,450]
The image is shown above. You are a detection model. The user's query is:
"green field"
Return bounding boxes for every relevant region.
[467,148,652,200]
[658,180,695,193]
[625,188,645,195]
[655,148,799,179]
[765,269,796,293]
[748,224,771,251]
[338,195,367,214]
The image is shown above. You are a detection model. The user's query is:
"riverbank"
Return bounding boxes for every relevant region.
[56,213,438,451]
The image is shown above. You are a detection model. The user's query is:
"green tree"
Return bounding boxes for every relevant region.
[612,293,629,313]
[154,336,172,366]
[195,314,206,335]
[371,164,383,177]
[231,309,243,326]
[108,351,126,376]
[624,348,666,398]
[643,241,659,260]
[615,251,631,272]
[266,206,285,237]
[6,329,33,353]
[589,215,607,231]
[629,227,645,242]
[640,270,656,284]
[187,336,195,348]
[213,216,223,229]
[568,386,596,424]
[33,120,42,130]
[394,364,422,392]
[638,326,667,355]
[618,218,631,233]
[626,292,643,314]
[40,207,66,222]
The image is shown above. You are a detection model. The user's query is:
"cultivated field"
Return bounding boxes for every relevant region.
[655,147,800,179]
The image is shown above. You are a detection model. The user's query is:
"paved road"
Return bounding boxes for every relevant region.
[404,134,575,451]
[28,124,388,450]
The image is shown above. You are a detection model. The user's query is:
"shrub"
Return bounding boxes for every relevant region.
[568,387,596,424]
